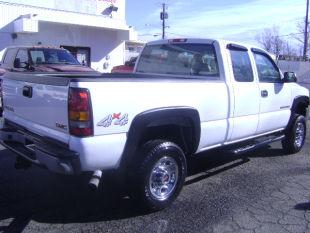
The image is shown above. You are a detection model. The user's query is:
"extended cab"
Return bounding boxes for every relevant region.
[0,39,308,211]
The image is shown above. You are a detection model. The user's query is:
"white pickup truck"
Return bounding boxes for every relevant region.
[0,38,309,211]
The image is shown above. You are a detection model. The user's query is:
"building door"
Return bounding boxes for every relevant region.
[61,46,91,67]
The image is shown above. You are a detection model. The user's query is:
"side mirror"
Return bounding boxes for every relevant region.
[283,72,297,83]
[129,60,136,67]
[13,58,21,68]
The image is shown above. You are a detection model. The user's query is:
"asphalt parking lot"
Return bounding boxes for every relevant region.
[0,125,310,233]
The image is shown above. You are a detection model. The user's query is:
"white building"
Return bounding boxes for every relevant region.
[125,39,145,61]
[0,0,137,72]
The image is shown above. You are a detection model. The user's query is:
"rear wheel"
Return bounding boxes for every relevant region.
[130,140,187,211]
[282,114,306,154]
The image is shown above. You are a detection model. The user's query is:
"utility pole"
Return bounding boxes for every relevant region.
[160,3,168,39]
[162,3,165,39]
[303,0,309,60]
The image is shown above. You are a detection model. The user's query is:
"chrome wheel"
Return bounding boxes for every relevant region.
[149,156,179,201]
[294,122,305,148]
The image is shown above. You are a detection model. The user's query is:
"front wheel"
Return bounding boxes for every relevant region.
[130,140,187,211]
[282,114,306,154]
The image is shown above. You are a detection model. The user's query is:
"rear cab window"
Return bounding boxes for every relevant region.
[136,43,220,79]
[29,48,80,65]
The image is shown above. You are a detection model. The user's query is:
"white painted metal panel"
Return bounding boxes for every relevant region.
[224,45,260,142]
[257,110,290,134]
[72,80,230,149]
[69,133,127,171]
[197,119,228,152]
[229,114,259,141]
[2,78,70,143]
[256,83,292,134]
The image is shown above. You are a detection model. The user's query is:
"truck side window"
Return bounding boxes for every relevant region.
[15,49,29,67]
[3,49,17,65]
[230,50,254,82]
[253,53,280,83]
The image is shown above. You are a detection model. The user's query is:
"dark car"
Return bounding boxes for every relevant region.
[111,56,137,73]
[0,46,98,73]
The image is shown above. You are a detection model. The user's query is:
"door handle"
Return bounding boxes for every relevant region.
[23,86,33,98]
[261,90,268,97]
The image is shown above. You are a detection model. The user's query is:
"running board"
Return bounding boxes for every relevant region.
[230,135,285,155]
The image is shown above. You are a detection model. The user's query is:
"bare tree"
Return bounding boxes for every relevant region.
[283,41,297,58]
[293,19,309,57]
[256,27,284,57]
[256,26,298,60]
[255,28,273,52]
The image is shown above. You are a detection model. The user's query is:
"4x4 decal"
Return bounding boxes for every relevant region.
[97,113,128,127]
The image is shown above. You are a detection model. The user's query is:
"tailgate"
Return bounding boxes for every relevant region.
[2,73,70,144]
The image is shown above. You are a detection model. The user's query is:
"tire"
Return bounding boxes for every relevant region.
[130,140,187,211]
[282,114,306,154]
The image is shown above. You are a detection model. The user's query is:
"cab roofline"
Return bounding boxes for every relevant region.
[146,38,217,46]
[145,38,273,57]
[4,45,64,50]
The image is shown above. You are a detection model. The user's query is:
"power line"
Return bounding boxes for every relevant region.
[277,32,304,38]
[166,32,189,37]
[166,31,304,39]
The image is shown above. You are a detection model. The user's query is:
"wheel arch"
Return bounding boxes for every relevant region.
[119,106,201,171]
[291,96,309,117]
[287,95,309,130]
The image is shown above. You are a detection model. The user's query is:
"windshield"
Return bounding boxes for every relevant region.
[136,43,219,77]
[29,48,80,65]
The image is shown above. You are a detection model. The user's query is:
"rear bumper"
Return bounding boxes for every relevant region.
[0,126,81,175]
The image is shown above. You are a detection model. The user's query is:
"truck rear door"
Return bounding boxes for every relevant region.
[2,72,70,144]
[226,44,260,142]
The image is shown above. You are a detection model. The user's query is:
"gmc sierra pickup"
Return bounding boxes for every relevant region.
[0,38,308,211]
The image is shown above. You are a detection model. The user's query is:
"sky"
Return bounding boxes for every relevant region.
[126,0,307,47]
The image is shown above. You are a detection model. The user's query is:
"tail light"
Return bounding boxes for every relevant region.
[68,87,93,137]
[168,38,187,43]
